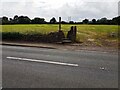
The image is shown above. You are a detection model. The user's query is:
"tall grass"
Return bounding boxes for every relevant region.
[1,24,118,45]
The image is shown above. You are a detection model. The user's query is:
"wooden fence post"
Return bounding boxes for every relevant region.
[59,17,61,31]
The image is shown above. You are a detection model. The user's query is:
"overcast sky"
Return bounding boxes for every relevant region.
[0,0,119,21]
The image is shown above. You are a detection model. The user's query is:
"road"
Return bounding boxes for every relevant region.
[2,45,118,88]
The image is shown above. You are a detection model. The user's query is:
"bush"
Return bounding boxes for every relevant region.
[2,31,65,43]
[2,32,23,41]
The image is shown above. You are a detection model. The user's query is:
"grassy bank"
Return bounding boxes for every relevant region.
[1,24,119,46]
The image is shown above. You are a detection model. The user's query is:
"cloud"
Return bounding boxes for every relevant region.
[0,0,119,21]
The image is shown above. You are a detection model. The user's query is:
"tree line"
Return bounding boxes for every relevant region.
[0,15,120,25]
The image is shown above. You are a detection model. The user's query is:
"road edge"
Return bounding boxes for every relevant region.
[1,42,57,49]
[1,41,119,54]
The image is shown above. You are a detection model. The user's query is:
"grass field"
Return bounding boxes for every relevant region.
[1,24,119,46]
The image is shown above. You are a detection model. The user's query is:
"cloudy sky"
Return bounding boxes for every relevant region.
[0,0,119,22]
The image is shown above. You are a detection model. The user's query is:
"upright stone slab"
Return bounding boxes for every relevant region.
[73,26,77,42]
[67,26,77,42]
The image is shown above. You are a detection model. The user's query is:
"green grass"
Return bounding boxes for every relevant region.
[1,24,118,33]
[1,24,59,34]
[1,24,118,46]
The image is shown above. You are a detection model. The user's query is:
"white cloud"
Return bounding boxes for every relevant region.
[0,0,119,21]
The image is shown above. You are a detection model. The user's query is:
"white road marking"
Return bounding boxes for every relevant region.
[6,56,79,67]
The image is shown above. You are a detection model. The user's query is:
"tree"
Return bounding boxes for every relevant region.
[9,18,14,24]
[69,21,74,24]
[50,17,57,24]
[92,19,96,24]
[17,16,31,24]
[100,18,107,24]
[13,15,19,24]
[0,18,2,24]
[112,16,120,25]
[61,21,67,24]
[97,17,108,24]
[2,16,9,24]
[31,17,45,24]
[82,19,89,24]
[14,15,18,19]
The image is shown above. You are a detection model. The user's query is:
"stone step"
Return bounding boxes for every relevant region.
[62,38,72,43]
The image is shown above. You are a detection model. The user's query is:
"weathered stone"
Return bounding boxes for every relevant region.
[67,26,77,42]
[110,32,117,37]
[46,30,65,43]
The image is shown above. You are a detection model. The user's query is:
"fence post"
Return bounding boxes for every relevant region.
[59,17,61,31]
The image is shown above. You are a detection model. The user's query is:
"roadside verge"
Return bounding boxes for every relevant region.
[1,41,57,49]
[1,41,118,54]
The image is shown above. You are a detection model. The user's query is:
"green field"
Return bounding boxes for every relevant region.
[1,24,118,46]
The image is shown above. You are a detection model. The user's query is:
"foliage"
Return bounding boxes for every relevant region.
[0,15,120,25]
[2,16,9,24]
[31,17,46,24]
[17,16,31,24]
[82,19,89,24]
[50,17,57,24]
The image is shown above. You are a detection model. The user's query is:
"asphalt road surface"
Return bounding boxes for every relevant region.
[2,45,118,88]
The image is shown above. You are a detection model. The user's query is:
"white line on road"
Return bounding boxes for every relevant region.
[6,56,79,67]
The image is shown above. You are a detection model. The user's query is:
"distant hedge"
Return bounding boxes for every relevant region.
[1,15,120,25]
